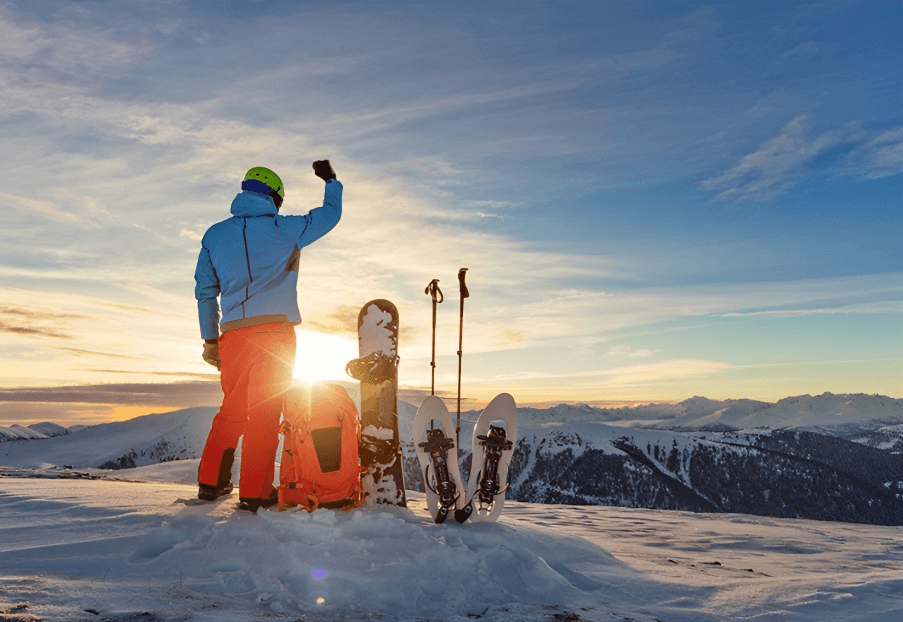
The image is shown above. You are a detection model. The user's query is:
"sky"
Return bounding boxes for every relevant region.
[0,0,900,424]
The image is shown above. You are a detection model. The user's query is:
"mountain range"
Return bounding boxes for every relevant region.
[2,392,902,525]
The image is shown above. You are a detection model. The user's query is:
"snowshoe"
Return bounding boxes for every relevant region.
[413,396,466,523]
[459,393,518,523]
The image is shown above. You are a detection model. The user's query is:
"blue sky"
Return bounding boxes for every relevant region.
[0,0,900,422]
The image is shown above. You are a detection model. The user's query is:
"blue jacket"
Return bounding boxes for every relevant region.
[194,180,342,340]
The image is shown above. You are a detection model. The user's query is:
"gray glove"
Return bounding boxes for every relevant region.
[202,340,221,370]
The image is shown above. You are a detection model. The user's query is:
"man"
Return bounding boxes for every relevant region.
[194,161,342,511]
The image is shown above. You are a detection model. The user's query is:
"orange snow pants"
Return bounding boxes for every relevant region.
[198,322,296,500]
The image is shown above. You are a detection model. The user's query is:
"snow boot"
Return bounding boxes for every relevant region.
[197,481,234,501]
[238,490,279,513]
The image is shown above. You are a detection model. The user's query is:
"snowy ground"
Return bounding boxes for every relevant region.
[1,462,901,622]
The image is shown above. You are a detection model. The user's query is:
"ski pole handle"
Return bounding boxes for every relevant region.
[424,279,444,303]
[458,268,469,299]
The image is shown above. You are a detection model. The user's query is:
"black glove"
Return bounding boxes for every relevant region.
[312,160,336,182]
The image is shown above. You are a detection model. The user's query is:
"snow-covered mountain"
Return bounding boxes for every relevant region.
[0,422,71,441]
[400,419,903,527]
[508,392,903,430]
[3,393,903,526]
[407,394,903,526]
[0,407,217,469]
[658,392,903,429]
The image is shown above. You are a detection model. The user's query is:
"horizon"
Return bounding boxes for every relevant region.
[1,383,900,427]
[0,1,900,425]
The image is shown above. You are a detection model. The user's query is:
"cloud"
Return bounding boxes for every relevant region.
[699,116,903,202]
[0,192,89,225]
[0,304,86,340]
[608,345,660,358]
[600,359,733,386]
[845,126,903,179]
[0,325,71,339]
[494,328,527,346]
[0,7,149,76]
[179,228,203,241]
[699,115,864,202]
[489,359,732,386]
[303,304,361,334]
[86,369,219,380]
[719,301,903,318]
[58,348,142,360]
[0,381,222,406]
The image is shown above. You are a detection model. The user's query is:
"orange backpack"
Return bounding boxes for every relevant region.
[278,383,367,512]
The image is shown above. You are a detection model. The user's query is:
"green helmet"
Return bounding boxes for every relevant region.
[242,166,285,198]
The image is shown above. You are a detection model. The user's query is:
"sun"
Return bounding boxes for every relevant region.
[293,330,359,382]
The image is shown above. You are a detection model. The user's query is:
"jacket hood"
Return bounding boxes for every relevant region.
[230,191,277,217]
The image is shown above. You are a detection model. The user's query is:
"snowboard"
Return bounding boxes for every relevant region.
[413,395,467,523]
[347,299,407,506]
[459,393,518,523]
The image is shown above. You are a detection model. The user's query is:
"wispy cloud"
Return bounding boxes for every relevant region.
[0,381,222,406]
[303,304,361,334]
[0,7,149,75]
[845,126,903,179]
[719,302,903,318]
[700,115,903,202]
[58,348,142,360]
[0,192,90,225]
[700,115,853,201]
[489,359,733,386]
[0,304,86,340]
[608,345,660,358]
[0,325,71,339]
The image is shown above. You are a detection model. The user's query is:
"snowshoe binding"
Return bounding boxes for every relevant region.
[419,427,459,523]
[476,426,512,505]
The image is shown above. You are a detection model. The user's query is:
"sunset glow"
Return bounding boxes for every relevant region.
[292,331,359,383]
[0,1,898,424]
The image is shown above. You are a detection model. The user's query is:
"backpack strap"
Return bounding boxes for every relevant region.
[280,481,319,512]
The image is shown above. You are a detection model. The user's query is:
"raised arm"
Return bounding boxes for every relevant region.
[294,160,343,247]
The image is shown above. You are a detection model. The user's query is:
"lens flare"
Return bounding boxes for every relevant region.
[293,330,358,382]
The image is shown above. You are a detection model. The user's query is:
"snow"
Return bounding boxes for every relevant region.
[25,422,70,437]
[483,394,903,433]
[0,407,217,469]
[0,424,49,441]
[1,397,902,620]
[359,303,397,357]
[1,462,902,621]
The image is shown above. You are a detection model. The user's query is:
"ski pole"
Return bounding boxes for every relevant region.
[423,279,443,395]
[456,268,469,448]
